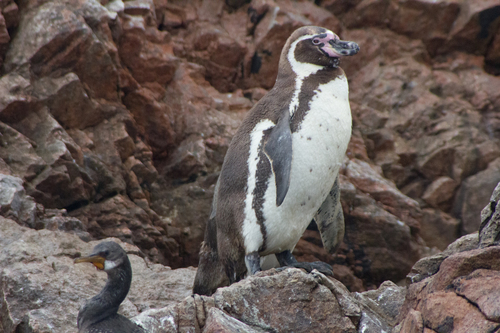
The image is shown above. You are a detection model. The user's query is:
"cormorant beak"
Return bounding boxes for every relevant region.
[74,255,106,270]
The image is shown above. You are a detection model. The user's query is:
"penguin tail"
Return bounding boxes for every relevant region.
[192,217,229,296]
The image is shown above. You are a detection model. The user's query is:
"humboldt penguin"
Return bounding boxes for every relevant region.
[74,241,145,333]
[193,26,359,296]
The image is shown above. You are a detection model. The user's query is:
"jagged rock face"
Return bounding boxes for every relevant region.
[392,186,500,332]
[0,0,499,303]
[396,236,500,332]
[1,0,500,332]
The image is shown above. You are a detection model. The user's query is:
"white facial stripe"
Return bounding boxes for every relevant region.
[104,260,119,270]
[243,119,275,254]
[287,33,331,117]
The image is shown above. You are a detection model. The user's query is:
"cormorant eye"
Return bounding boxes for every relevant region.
[312,38,321,45]
[102,250,110,257]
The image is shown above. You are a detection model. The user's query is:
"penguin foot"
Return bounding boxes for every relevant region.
[275,250,333,276]
[245,252,262,275]
[275,261,334,276]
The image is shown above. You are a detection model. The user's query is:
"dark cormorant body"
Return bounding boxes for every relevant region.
[74,241,145,333]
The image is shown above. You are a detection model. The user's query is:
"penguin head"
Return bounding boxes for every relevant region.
[284,26,359,69]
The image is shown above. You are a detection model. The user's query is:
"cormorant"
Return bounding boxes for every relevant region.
[74,241,145,333]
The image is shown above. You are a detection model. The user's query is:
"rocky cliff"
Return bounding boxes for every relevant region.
[0,0,500,332]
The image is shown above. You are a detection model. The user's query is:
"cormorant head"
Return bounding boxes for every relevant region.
[74,241,127,271]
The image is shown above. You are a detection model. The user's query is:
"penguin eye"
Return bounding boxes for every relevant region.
[312,38,321,45]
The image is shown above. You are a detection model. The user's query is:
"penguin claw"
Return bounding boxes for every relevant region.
[307,261,334,276]
[280,261,333,276]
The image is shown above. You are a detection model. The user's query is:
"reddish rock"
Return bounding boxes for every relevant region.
[485,29,500,68]
[122,86,176,154]
[354,280,406,328]
[398,227,500,332]
[118,15,179,85]
[1,1,500,324]
[439,0,500,56]
[178,19,247,91]
[4,1,120,100]
[243,0,340,89]
[320,0,363,16]
[341,0,393,29]
[209,269,357,332]
[339,172,423,286]
[160,1,198,30]
[70,194,180,266]
[0,121,46,182]
[399,309,424,333]
[5,107,96,209]
[427,247,500,292]
[136,268,407,333]
[150,174,216,267]
[479,182,500,248]
[421,176,458,210]
[33,73,111,129]
[418,208,459,250]
[388,0,461,54]
[454,158,500,234]
[1,1,19,29]
[0,12,9,62]
[419,290,497,333]
[293,230,365,292]
[0,72,37,124]
[124,0,156,18]
[453,269,500,322]
[345,158,420,214]
[164,134,208,178]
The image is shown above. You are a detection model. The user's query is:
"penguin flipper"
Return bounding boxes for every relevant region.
[209,177,220,220]
[315,175,345,254]
[263,111,293,207]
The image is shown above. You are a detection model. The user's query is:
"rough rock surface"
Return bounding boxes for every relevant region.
[0,0,499,307]
[133,267,406,333]
[393,182,500,332]
[1,0,500,332]
[479,181,500,248]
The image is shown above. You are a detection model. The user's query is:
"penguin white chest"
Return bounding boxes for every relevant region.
[265,77,351,254]
[242,76,352,256]
[290,76,352,197]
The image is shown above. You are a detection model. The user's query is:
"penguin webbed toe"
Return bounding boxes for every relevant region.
[275,250,334,276]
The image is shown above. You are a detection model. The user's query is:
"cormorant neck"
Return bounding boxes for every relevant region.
[77,259,132,331]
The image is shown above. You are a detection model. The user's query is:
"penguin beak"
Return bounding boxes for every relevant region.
[74,254,106,270]
[317,32,359,58]
[327,38,359,57]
